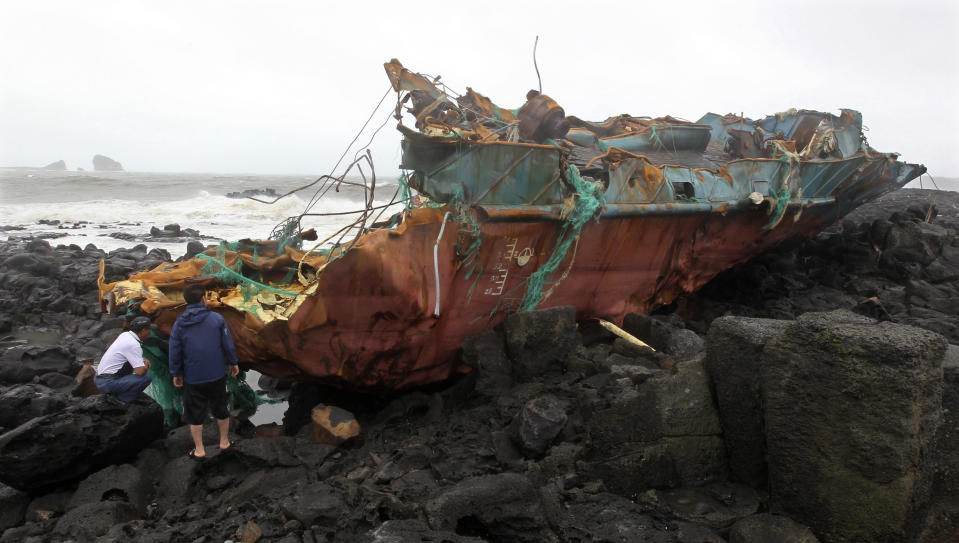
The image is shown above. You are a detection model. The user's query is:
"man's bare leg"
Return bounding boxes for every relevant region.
[189,424,206,458]
[217,417,231,450]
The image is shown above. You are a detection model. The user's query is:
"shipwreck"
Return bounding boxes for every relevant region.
[98,59,925,391]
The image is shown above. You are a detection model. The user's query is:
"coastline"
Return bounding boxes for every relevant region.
[0,188,957,541]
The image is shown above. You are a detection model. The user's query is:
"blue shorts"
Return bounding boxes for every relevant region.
[95,372,152,403]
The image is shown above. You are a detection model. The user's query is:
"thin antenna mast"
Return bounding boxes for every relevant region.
[533,36,542,93]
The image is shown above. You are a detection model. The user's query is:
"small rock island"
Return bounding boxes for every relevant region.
[92,155,123,172]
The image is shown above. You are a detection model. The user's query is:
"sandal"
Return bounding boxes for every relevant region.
[218,440,236,451]
[188,449,206,462]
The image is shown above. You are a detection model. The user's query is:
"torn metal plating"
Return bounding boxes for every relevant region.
[98,59,925,391]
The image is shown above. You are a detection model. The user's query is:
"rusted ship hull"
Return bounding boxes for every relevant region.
[249,204,838,388]
[98,59,925,391]
[120,194,898,391]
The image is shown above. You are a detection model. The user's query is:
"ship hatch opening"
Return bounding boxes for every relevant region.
[673,181,695,199]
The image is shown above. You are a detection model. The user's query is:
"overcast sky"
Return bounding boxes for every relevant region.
[2,0,957,177]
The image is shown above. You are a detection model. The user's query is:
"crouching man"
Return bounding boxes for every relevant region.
[94,316,153,402]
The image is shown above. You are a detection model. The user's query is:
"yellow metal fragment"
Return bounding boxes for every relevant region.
[596,319,655,351]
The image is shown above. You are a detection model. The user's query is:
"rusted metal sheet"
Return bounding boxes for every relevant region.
[399,127,567,206]
[131,201,833,390]
[606,157,674,203]
[599,124,712,154]
[98,59,927,392]
[458,88,518,124]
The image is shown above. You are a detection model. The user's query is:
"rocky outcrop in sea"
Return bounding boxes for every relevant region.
[226,188,279,199]
[0,189,956,542]
[92,155,123,172]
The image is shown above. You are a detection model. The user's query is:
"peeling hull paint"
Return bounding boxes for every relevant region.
[250,203,832,389]
[98,59,925,391]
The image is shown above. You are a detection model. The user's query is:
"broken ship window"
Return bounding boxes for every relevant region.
[672,182,695,200]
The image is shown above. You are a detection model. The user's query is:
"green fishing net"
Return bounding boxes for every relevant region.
[140,331,182,426]
[520,165,605,311]
[648,122,666,151]
[449,183,483,281]
[127,302,280,427]
[399,172,414,211]
[195,223,304,301]
[194,233,302,305]
[142,331,281,427]
[766,140,801,229]
[196,252,299,303]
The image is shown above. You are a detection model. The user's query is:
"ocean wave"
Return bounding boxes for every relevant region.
[0,170,408,255]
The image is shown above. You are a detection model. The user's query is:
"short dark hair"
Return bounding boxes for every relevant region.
[129,316,152,332]
[183,284,207,305]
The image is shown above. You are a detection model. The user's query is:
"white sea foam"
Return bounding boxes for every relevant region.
[0,169,405,256]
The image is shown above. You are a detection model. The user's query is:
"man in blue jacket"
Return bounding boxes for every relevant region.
[170,283,240,460]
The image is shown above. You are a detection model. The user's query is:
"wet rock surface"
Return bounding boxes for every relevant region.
[0,383,70,429]
[0,188,956,542]
[0,394,163,490]
[727,513,820,543]
[933,345,959,497]
[0,484,28,531]
[762,311,944,542]
[685,189,959,343]
[705,317,789,488]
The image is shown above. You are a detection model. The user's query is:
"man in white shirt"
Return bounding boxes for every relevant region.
[94,316,153,402]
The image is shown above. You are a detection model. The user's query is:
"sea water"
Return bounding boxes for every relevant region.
[0,168,404,256]
[0,168,407,425]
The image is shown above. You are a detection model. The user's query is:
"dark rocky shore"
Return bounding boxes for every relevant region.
[0,189,957,542]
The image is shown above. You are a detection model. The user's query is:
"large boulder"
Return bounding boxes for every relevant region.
[66,463,151,514]
[53,500,138,540]
[43,160,67,170]
[278,481,346,527]
[311,404,360,446]
[0,483,28,531]
[587,436,726,496]
[425,473,547,542]
[728,513,820,543]
[0,384,70,429]
[593,357,722,439]
[912,500,959,543]
[652,482,763,532]
[622,313,705,359]
[705,316,790,488]
[152,456,202,511]
[149,224,181,238]
[0,346,77,385]
[541,489,668,543]
[229,436,301,468]
[92,154,123,171]
[932,344,959,498]
[510,395,568,456]
[24,489,71,524]
[0,394,164,490]
[762,310,945,543]
[461,330,512,397]
[503,306,580,381]
[584,356,726,493]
